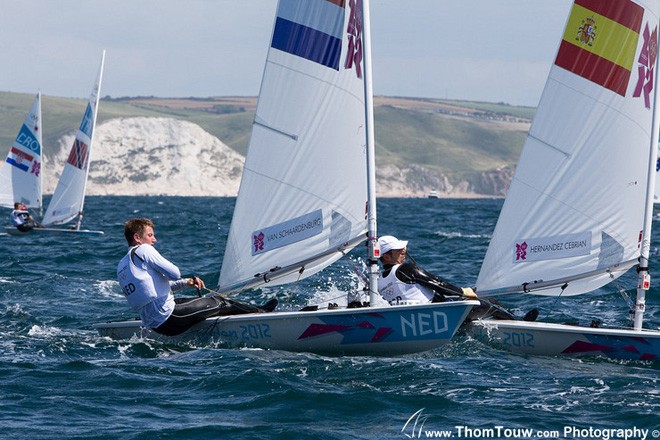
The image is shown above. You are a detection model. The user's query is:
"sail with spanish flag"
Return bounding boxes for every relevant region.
[555,0,645,96]
[477,0,660,297]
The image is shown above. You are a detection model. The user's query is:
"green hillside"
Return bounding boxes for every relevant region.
[375,105,527,182]
[0,91,531,185]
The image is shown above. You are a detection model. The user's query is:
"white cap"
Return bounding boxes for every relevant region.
[378,235,408,254]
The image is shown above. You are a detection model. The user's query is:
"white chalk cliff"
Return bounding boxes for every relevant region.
[43,116,509,198]
[43,117,244,196]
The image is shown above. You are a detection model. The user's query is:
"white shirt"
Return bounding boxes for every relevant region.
[377,264,436,304]
[10,209,30,226]
[117,244,188,329]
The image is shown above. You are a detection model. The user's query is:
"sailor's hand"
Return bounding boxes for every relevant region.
[189,276,205,290]
[461,287,477,299]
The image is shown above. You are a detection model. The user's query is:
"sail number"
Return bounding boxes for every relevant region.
[17,131,40,153]
[502,331,534,348]
[215,324,271,341]
[400,311,449,337]
[240,323,271,340]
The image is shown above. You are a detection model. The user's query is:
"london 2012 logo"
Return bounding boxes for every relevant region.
[515,241,528,261]
[344,0,363,78]
[633,22,658,109]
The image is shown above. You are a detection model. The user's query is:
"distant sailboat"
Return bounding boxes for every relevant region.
[0,93,43,214]
[7,51,106,236]
[96,0,478,355]
[470,0,660,360]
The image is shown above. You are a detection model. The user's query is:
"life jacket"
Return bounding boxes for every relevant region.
[377,264,435,304]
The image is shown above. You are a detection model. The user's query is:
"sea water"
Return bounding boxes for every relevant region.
[1,197,657,439]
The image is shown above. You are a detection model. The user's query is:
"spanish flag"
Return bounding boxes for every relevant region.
[555,0,644,96]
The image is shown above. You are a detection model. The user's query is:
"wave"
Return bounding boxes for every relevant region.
[434,230,492,239]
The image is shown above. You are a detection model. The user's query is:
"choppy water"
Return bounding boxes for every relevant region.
[1,197,658,439]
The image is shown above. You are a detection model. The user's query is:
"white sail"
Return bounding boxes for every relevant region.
[42,51,105,227]
[219,0,368,292]
[477,0,660,297]
[0,93,43,210]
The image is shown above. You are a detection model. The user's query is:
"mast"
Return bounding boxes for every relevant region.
[361,0,380,305]
[36,91,43,217]
[76,50,105,230]
[634,21,660,330]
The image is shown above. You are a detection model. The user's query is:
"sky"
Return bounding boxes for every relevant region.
[1,0,574,107]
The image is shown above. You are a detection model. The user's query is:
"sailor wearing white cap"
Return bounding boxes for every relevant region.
[376,235,477,305]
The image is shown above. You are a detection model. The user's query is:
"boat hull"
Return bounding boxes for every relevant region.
[95,300,479,356]
[4,227,104,236]
[467,319,660,361]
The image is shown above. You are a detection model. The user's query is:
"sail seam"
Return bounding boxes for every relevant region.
[265,59,365,106]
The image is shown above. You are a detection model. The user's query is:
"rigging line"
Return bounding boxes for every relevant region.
[283,267,305,309]
[206,315,234,337]
[200,285,229,298]
[199,286,265,314]
[200,286,267,313]
[611,277,635,320]
[477,297,518,320]
[549,282,569,311]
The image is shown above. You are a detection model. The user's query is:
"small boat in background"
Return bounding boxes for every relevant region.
[5,51,106,236]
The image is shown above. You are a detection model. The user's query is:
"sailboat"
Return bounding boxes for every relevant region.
[0,93,44,216]
[95,0,478,355]
[7,51,106,236]
[470,0,660,361]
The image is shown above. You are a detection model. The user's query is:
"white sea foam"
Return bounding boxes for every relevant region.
[28,325,63,338]
[434,230,491,239]
[95,279,121,298]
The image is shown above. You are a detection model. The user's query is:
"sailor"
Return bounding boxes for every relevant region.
[117,218,277,336]
[377,235,478,304]
[10,202,42,232]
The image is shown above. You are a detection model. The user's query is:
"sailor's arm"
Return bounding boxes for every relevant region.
[396,262,476,299]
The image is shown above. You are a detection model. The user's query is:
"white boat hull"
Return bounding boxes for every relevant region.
[467,319,660,361]
[96,300,479,356]
[4,226,103,236]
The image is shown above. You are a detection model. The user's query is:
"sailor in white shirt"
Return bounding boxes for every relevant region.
[117,218,277,336]
[376,235,477,305]
[10,202,41,232]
